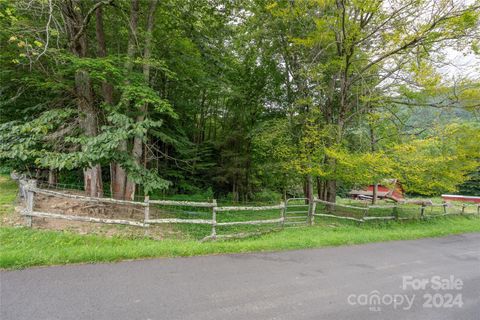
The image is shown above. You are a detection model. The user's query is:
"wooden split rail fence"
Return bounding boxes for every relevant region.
[20,181,287,241]
[311,198,480,224]
[18,180,480,240]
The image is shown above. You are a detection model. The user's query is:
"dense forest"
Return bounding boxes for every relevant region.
[1,0,479,202]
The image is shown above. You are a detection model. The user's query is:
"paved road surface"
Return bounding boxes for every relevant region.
[2,233,480,320]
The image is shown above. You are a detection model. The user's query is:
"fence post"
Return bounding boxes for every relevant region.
[461,204,466,215]
[392,203,398,220]
[309,197,317,226]
[443,202,447,215]
[280,201,286,228]
[420,204,426,219]
[477,205,480,215]
[307,197,312,225]
[211,199,217,239]
[19,179,27,203]
[144,195,150,228]
[25,179,37,227]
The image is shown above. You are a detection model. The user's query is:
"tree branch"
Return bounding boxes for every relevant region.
[70,0,114,48]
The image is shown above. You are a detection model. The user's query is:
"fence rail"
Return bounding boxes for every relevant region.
[215,204,285,212]
[32,187,148,207]
[21,210,145,227]
[149,199,215,207]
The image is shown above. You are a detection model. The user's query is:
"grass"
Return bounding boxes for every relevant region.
[0,175,17,217]
[169,206,285,240]
[1,174,480,269]
[2,217,480,269]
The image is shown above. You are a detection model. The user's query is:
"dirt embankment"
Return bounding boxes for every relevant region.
[6,190,181,240]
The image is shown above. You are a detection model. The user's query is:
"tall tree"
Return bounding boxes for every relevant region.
[61,0,113,196]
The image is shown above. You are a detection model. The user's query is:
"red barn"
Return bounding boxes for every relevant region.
[349,179,404,202]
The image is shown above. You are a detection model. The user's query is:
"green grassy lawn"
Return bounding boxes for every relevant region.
[0,175,17,217]
[2,217,480,269]
[1,175,480,269]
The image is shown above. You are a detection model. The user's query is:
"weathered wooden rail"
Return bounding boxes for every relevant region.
[22,210,145,227]
[20,181,286,240]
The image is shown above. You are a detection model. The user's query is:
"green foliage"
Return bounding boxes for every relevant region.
[117,83,175,116]
[392,123,480,195]
[0,109,77,171]
[0,0,479,200]
[459,168,480,196]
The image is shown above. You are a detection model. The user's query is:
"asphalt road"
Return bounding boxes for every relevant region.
[1,233,480,320]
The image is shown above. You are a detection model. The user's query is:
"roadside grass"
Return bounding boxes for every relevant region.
[1,175,480,269]
[2,217,480,269]
[0,175,17,217]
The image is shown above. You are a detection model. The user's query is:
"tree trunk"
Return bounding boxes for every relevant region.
[122,0,140,200]
[75,69,103,197]
[95,2,128,199]
[110,144,127,198]
[95,4,113,104]
[232,179,239,202]
[372,183,378,204]
[326,179,336,203]
[108,0,139,199]
[125,0,139,73]
[48,169,58,185]
[323,183,328,201]
[304,175,313,204]
[62,0,104,197]
[317,177,329,201]
[369,117,378,205]
[125,0,158,199]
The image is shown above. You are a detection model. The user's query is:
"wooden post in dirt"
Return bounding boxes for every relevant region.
[143,195,150,227]
[19,179,27,203]
[309,197,317,225]
[211,199,217,239]
[280,201,286,227]
[25,179,37,227]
